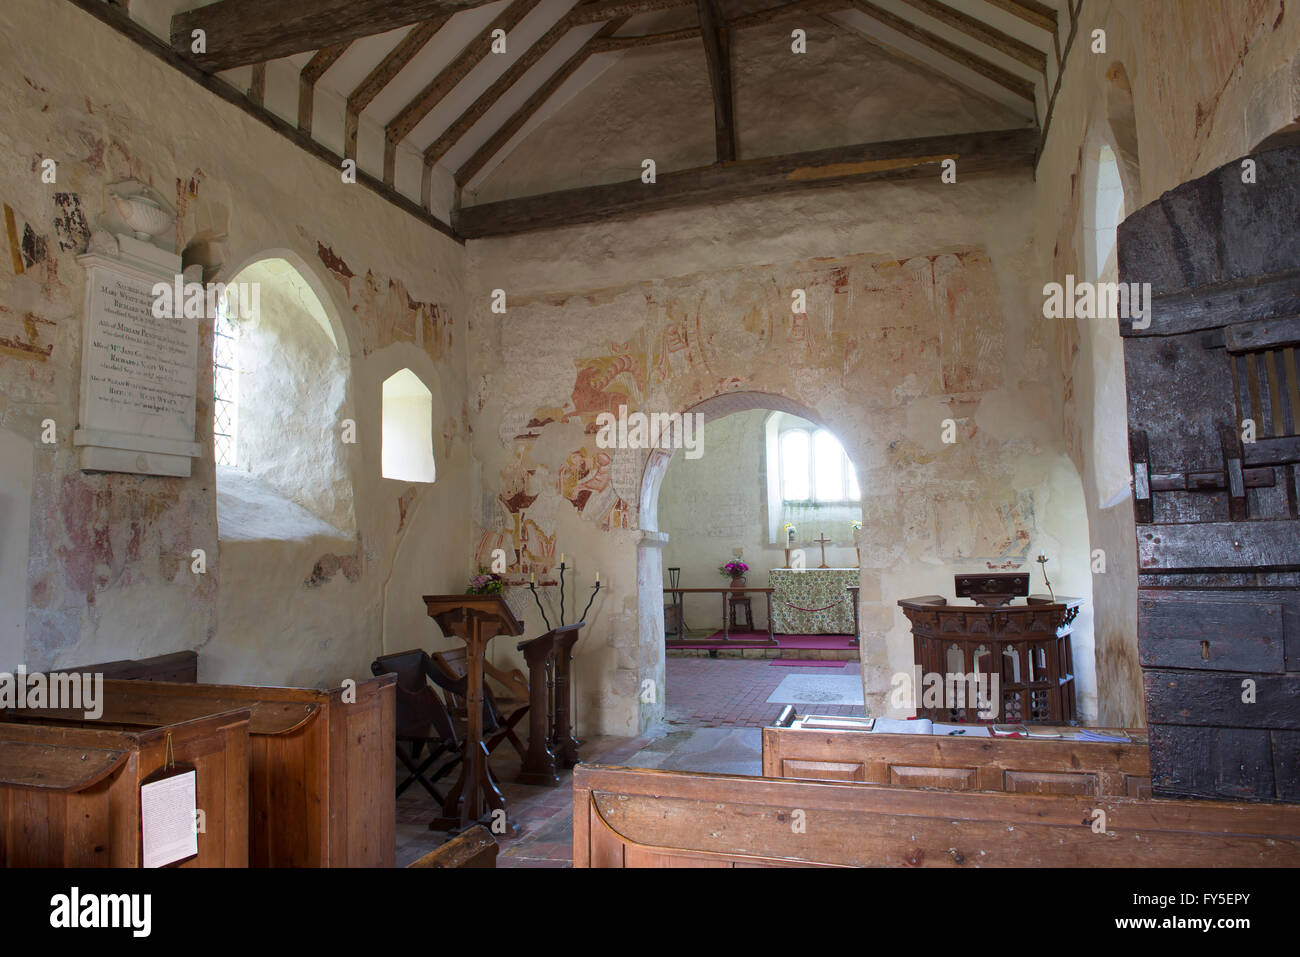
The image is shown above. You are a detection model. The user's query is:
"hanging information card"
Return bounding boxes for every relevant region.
[73,180,201,477]
[140,768,198,868]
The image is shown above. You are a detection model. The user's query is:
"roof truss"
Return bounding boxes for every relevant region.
[82,0,1081,237]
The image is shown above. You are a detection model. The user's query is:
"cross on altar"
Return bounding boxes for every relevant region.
[813,532,832,568]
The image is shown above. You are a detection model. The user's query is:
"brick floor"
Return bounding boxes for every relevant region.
[395,656,868,867]
[395,733,652,869]
[665,655,866,728]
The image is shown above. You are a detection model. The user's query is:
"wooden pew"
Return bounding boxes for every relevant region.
[762,721,1152,797]
[573,764,1300,867]
[64,650,198,682]
[0,710,250,867]
[406,825,498,868]
[2,676,394,867]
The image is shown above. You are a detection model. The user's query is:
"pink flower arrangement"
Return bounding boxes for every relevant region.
[719,560,749,579]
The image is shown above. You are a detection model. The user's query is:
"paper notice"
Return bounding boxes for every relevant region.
[140,770,198,868]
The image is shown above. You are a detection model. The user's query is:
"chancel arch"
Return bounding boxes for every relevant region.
[636,391,869,727]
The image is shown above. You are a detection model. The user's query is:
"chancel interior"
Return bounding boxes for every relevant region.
[0,0,1298,870]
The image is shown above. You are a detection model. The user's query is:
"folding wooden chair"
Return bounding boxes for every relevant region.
[371,650,462,801]
[428,648,530,762]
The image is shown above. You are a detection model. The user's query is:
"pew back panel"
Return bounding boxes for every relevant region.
[65,651,199,682]
[762,726,1153,797]
[573,765,1300,868]
[0,711,250,867]
[2,676,394,867]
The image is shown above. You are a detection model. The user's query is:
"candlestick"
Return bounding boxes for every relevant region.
[527,578,551,631]
[580,579,602,624]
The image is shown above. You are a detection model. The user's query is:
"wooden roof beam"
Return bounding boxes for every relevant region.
[696,0,737,162]
[344,19,451,160]
[422,12,578,166]
[979,0,1056,34]
[568,0,696,26]
[588,27,701,52]
[298,43,350,133]
[383,0,544,184]
[728,0,843,29]
[453,18,630,187]
[455,127,1038,237]
[848,0,1036,101]
[897,0,1045,73]
[170,0,501,72]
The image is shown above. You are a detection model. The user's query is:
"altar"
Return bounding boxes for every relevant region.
[768,568,858,635]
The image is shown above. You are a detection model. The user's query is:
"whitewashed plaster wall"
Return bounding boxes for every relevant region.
[1033,0,1300,726]
[0,0,471,688]
[462,5,1099,734]
[466,167,1099,733]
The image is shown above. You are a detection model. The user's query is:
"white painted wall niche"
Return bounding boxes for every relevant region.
[381,369,436,484]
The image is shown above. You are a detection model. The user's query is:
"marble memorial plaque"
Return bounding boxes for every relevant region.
[74,233,201,477]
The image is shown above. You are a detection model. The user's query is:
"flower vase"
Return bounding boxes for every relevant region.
[731,577,747,590]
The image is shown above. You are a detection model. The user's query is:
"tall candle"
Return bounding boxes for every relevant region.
[560,552,565,564]
[530,572,535,584]
[595,571,600,583]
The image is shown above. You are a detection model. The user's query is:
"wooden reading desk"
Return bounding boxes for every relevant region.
[423,594,525,832]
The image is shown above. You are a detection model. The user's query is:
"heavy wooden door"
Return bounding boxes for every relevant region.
[1119,145,1300,802]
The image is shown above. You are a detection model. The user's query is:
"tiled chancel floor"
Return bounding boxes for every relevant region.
[665,656,865,728]
[395,655,868,867]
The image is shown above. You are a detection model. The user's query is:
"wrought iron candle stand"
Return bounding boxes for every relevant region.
[522,562,598,772]
[526,561,600,630]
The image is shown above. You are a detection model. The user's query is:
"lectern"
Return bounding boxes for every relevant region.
[423,594,524,832]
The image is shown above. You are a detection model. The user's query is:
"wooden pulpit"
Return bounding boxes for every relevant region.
[423,594,524,832]
[898,574,1082,725]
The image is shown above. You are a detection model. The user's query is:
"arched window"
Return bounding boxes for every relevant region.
[212,297,239,467]
[780,427,858,503]
[381,369,435,483]
[1090,144,1125,280]
[213,257,355,541]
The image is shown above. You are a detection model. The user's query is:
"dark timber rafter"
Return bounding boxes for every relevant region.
[171,0,500,72]
[897,0,1045,73]
[695,0,736,163]
[848,0,1037,102]
[383,0,544,184]
[453,0,841,186]
[455,128,1038,237]
[345,18,450,161]
[66,0,458,241]
[408,0,697,176]
[298,43,350,133]
[453,18,630,187]
[980,0,1057,34]
[422,11,578,167]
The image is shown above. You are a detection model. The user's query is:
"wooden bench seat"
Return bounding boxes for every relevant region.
[2,675,394,867]
[0,710,250,867]
[573,764,1300,867]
